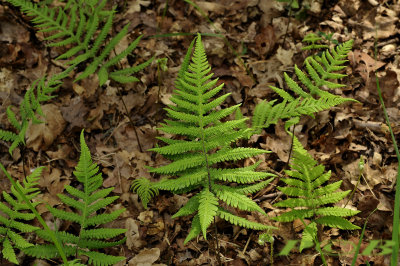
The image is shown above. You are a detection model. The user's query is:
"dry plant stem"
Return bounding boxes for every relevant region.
[282,0,293,47]
[116,85,143,153]
[213,217,222,266]
[344,171,362,208]
[270,241,274,265]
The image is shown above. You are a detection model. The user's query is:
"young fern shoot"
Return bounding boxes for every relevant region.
[24,131,126,266]
[273,133,360,251]
[133,34,276,244]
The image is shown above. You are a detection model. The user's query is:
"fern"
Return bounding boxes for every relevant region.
[6,0,154,86]
[250,36,355,135]
[0,72,70,154]
[132,34,275,244]
[272,133,360,251]
[24,131,126,265]
[0,167,43,264]
[301,33,329,51]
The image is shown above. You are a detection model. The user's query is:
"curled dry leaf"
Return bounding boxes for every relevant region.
[26,104,66,151]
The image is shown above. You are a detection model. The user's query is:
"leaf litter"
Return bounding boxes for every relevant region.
[1,0,400,264]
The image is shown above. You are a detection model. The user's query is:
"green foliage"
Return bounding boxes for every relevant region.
[132,34,276,244]
[0,72,70,154]
[250,37,355,135]
[6,0,154,85]
[302,33,329,51]
[24,131,126,265]
[131,178,159,209]
[272,134,360,251]
[0,166,43,264]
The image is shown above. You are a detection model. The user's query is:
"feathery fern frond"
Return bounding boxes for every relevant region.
[24,131,126,265]
[6,0,153,86]
[301,33,328,51]
[0,167,43,264]
[0,72,69,154]
[251,37,355,135]
[131,177,159,208]
[132,34,276,242]
[272,133,360,251]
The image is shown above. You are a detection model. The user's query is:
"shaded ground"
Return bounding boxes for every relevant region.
[0,0,400,265]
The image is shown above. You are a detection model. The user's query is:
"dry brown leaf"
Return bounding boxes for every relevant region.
[128,248,162,266]
[60,96,89,130]
[39,168,70,196]
[26,104,66,151]
[125,218,145,250]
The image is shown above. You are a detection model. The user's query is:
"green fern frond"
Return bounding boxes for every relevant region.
[198,190,218,239]
[7,0,152,87]
[1,74,65,155]
[251,37,355,135]
[214,185,266,214]
[232,178,274,194]
[300,222,317,252]
[302,33,328,51]
[273,134,360,251]
[133,34,275,242]
[0,129,19,143]
[131,177,159,208]
[29,131,126,265]
[0,167,43,264]
[172,195,200,218]
[217,208,274,231]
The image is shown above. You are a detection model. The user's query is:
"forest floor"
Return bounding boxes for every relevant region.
[1,0,400,265]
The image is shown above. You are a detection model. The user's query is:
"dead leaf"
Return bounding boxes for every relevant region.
[39,168,70,196]
[60,96,89,130]
[26,104,66,151]
[125,218,145,250]
[276,46,294,67]
[254,25,276,58]
[128,248,161,266]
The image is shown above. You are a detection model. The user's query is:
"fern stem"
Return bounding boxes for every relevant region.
[199,115,222,263]
[286,124,296,169]
[300,218,327,266]
[0,162,69,265]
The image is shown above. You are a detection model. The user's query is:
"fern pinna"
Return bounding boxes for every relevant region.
[133,34,275,244]
[251,37,355,134]
[24,131,126,266]
[6,0,153,85]
[273,134,360,251]
[0,167,43,265]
